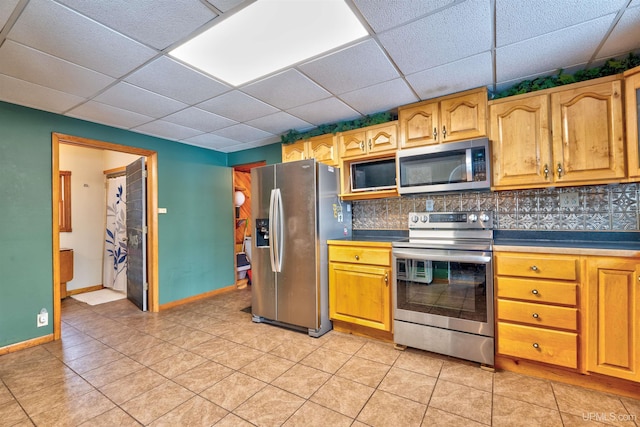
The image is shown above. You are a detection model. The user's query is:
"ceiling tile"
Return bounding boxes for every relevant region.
[0,40,114,98]
[242,69,330,110]
[205,0,249,13]
[0,74,84,113]
[287,97,360,126]
[182,133,242,151]
[496,0,626,47]
[298,39,399,95]
[496,14,615,83]
[378,0,492,75]
[225,137,279,152]
[340,78,419,115]
[132,120,204,141]
[353,0,457,33]
[212,123,273,143]
[7,0,157,78]
[0,0,20,28]
[162,107,237,133]
[93,82,188,118]
[197,91,279,122]
[56,0,218,50]
[405,52,493,100]
[246,112,313,135]
[67,100,154,129]
[125,57,230,105]
[597,6,640,59]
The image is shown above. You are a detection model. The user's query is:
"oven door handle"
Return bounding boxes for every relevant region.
[392,250,491,264]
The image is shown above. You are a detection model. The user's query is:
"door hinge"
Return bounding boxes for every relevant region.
[143,170,148,178]
[144,282,149,291]
[143,225,148,234]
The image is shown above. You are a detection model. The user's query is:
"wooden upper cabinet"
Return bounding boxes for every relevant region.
[490,75,625,190]
[399,87,487,148]
[624,66,640,180]
[551,79,625,183]
[490,94,552,188]
[282,134,338,166]
[339,122,398,160]
[282,140,307,163]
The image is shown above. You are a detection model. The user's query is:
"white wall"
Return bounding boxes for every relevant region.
[59,145,106,291]
[104,150,141,171]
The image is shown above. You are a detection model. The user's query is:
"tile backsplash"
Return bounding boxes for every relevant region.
[352,183,639,231]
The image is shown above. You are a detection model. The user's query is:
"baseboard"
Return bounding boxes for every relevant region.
[159,284,237,311]
[332,319,394,343]
[66,284,104,296]
[0,334,54,356]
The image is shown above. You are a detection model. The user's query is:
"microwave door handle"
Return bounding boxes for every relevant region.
[465,149,473,182]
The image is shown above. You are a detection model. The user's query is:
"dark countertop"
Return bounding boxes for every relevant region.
[330,229,408,243]
[494,230,640,251]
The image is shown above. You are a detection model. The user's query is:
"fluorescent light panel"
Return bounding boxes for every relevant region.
[170,0,368,86]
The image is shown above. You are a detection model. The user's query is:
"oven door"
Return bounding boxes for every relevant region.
[393,247,493,337]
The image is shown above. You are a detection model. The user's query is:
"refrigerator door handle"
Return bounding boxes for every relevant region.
[275,188,284,272]
[269,189,278,273]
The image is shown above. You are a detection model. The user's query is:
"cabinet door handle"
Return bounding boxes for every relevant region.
[433,127,438,140]
[532,313,539,319]
[368,139,372,150]
[531,289,539,295]
[360,141,365,151]
[355,255,359,260]
[543,164,549,179]
[557,163,563,178]
[532,343,540,349]
[442,125,447,139]
[384,272,388,286]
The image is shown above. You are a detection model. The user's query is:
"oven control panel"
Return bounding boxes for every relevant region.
[408,211,493,229]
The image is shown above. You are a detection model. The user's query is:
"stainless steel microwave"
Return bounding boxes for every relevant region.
[396,138,490,194]
[350,157,397,192]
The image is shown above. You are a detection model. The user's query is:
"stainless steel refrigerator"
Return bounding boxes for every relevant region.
[251,159,351,337]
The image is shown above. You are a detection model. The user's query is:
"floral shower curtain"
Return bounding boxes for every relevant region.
[103,175,127,292]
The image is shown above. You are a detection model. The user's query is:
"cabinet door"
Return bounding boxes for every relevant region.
[367,122,398,155]
[490,94,552,188]
[551,80,625,183]
[282,141,308,163]
[586,257,640,382]
[399,101,439,148]
[625,69,640,179]
[329,262,391,331]
[440,89,487,143]
[338,130,366,159]
[309,134,338,166]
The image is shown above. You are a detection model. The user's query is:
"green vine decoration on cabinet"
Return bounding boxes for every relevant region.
[280,52,640,144]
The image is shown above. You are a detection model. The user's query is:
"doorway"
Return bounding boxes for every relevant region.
[51,133,159,341]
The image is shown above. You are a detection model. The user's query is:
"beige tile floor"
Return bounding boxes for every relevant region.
[1,287,639,426]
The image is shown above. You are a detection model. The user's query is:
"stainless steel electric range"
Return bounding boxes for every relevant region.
[392,211,494,365]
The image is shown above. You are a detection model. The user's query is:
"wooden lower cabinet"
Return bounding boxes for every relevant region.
[585,256,640,382]
[328,242,392,338]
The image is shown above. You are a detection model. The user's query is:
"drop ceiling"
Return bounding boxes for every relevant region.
[1,0,639,153]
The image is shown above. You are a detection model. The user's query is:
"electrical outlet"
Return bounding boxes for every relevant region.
[559,192,580,209]
[37,308,48,327]
[425,199,434,211]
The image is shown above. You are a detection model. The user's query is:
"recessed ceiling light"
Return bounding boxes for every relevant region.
[170,0,368,86]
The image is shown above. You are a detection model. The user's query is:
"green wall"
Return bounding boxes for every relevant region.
[0,101,237,347]
[227,142,282,167]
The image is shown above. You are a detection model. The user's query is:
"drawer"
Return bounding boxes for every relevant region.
[497,299,577,330]
[497,323,578,369]
[495,277,577,306]
[329,246,390,266]
[495,253,578,280]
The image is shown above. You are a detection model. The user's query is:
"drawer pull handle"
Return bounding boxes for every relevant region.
[532,343,540,349]
[532,313,539,319]
[531,289,539,295]
[355,255,359,260]
[531,265,538,271]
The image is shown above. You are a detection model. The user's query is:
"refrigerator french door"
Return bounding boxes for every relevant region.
[251,159,350,337]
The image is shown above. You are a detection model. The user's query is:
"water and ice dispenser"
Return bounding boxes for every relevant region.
[255,218,269,247]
